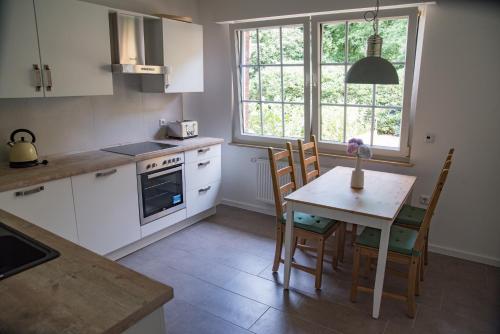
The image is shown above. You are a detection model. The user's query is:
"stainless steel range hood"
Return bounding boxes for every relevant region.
[109,13,168,75]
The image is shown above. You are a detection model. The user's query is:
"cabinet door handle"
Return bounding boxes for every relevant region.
[198,186,211,193]
[33,64,42,91]
[96,169,117,178]
[198,161,211,168]
[15,186,44,197]
[198,147,210,154]
[44,65,52,91]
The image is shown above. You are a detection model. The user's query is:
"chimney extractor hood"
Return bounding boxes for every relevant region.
[110,13,168,75]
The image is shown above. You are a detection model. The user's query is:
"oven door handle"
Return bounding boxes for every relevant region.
[146,166,183,179]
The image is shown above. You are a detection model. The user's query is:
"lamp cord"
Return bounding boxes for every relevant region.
[363,0,380,34]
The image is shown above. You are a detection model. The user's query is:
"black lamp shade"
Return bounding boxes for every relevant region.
[345,56,399,85]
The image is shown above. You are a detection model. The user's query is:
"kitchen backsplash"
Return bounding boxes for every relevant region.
[0,75,182,162]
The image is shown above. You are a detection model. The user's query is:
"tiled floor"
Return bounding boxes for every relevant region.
[119,205,500,334]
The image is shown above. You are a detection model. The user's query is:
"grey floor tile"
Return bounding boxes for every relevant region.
[249,307,340,334]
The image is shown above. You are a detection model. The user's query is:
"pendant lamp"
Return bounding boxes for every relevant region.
[345,0,399,85]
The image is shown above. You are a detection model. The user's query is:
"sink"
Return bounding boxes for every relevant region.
[0,222,59,280]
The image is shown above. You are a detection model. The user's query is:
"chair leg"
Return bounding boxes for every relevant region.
[300,238,307,245]
[315,238,326,290]
[415,257,421,296]
[272,228,283,272]
[350,246,361,302]
[419,254,424,282]
[351,224,358,245]
[407,256,418,318]
[332,226,341,269]
[424,230,429,265]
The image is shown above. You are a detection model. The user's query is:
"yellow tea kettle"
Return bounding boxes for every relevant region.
[7,129,47,168]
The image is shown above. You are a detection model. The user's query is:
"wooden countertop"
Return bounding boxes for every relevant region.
[0,209,174,334]
[0,137,224,192]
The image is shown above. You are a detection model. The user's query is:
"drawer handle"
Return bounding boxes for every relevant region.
[198,147,210,154]
[198,161,211,167]
[198,186,211,193]
[44,64,53,91]
[15,186,44,197]
[96,169,117,178]
[33,64,42,91]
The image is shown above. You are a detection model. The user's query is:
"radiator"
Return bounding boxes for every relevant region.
[256,158,331,203]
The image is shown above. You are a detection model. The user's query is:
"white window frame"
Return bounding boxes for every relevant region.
[230,8,418,159]
[230,17,311,147]
[311,8,418,158]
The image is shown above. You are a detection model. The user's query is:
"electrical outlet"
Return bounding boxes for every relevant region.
[159,118,167,127]
[419,195,430,206]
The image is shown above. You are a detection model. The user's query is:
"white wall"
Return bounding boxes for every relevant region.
[193,0,500,265]
[0,0,199,161]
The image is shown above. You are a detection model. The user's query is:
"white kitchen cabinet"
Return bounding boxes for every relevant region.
[0,0,45,98]
[185,144,221,218]
[34,0,113,97]
[72,164,140,255]
[142,19,203,93]
[0,0,112,98]
[0,178,78,242]
[186,180,221,218]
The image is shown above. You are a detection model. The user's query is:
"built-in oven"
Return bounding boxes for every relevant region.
[137,153,186,225]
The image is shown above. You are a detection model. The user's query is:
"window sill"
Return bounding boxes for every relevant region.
[229,141,414,168]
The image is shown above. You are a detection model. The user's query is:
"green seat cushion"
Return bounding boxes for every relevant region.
[356,225,420,256]
[281,212,337,234]
[394,204,426,228]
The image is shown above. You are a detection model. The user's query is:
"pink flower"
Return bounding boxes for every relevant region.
[347,142,359,155]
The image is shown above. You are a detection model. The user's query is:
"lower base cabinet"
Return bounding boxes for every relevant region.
[0,178,78,242]
[186,180,221,217]
[72,164,140,255]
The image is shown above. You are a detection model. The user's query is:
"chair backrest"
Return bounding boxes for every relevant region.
[268,142,298,219]
[298,135,321,185]
[442,148,455,170]
[415,169,450,251]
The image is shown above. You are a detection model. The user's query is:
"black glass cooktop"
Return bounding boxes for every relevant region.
[102,142,177,156]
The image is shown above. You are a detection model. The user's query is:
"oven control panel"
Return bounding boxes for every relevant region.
[137,153,184,174]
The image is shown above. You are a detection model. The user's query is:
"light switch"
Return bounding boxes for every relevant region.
[425,133,435,144]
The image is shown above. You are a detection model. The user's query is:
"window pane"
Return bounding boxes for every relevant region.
[242,102,261,135]
[348,21,373,63]
[373,107,401,148]
[262,103,283,137]
[241,66,260,101]
[258,28,281,64]
[376,65,405,106]
[347,81,373,106]
[284,104,304,138]
[241,30,258,65]
[346,106,372,144]
[283,66,304,102]
[282,26,303,64]
[321,23,346,64]
[379,18,408,62]
[321,65,345,104]
[321,105,344,142]
[260,66,282,102]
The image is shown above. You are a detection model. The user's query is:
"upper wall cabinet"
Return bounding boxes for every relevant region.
[0,0,45,98]
[142,19,204,93]
[0,0,113,98]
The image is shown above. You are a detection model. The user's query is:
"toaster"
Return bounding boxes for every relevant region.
[167,120,198,139]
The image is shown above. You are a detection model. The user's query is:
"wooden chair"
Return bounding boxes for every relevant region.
[268,142,342,289]
[351,169,450,318]
[297,135,347,262]
[394,148,454,265]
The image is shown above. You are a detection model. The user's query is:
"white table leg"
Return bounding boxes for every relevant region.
[372,223,391,319]
[283,203,294,290]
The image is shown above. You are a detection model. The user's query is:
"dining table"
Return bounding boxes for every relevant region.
[283,166,416,319]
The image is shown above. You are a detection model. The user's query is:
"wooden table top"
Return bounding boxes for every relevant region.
[0,209,174,334]
[285,166,416,220]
